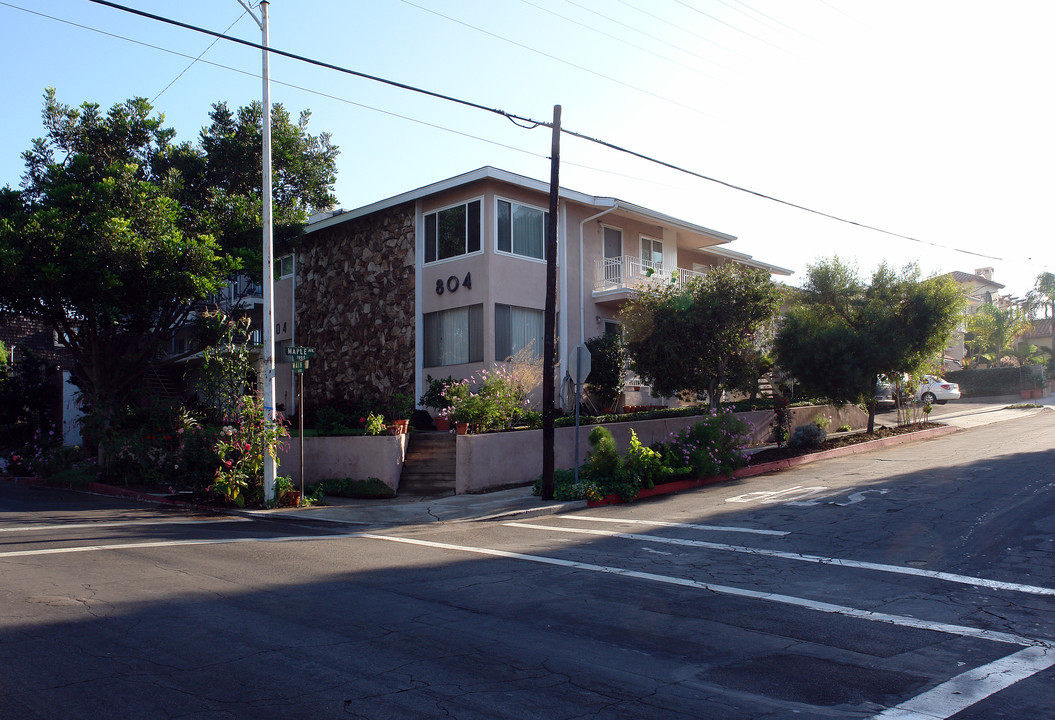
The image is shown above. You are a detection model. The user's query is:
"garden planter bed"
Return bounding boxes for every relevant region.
[587,423,957,507]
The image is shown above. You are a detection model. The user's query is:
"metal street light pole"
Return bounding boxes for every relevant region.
[239,0,277,502]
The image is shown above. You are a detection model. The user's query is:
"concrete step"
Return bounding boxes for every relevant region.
[399,432,456,496]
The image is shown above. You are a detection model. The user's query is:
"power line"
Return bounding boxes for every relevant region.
[557,126,1008,262]
[398,0,714,118]
[86,0,551,129]
[612,0,789,53]
[565,0,740,66]
[28,0,1025,265]
[0,1,547,162]
[512,0,723,83]
[152,10,248,103]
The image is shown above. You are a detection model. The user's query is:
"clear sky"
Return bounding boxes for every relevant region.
[2,1,1052,299]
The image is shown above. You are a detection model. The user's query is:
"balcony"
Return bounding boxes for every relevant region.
[594,255,707,301]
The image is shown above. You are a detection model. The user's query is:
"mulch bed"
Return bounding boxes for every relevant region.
[748,423,945,465]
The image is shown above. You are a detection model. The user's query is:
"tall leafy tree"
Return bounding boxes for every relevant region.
[775,258,965,432]
[156,101,338,281]
[621,263,782,410]
[0,89,339,448]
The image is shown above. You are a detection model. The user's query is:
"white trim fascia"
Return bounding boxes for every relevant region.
[559,199,568,379]
[414,198,424,409]
[303,167,737,249]
[702,245,794,276]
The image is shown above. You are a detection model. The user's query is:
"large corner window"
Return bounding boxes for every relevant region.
[424,200,481,264]
[424,304,483,367]
[497,199,547,260]
[495,304,543,361]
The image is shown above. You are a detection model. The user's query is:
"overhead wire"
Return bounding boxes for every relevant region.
[14,0,1030,266]
[152,9,248,102]
[564,0,740,65]
[513,0,723,83]
[397,0,715,118]
[611,0,790,53]
[0,1,547,162]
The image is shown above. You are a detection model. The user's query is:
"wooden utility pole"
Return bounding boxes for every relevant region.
[541,105,561,500]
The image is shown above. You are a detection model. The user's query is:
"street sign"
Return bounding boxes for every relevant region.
[285,346,316,360]
[568,343,592,386]
[292,359,309,374]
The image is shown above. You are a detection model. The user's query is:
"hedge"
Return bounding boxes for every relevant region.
[946,366,1045,397]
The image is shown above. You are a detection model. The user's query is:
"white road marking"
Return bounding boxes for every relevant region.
[786,488,889,507]
[0,533,359,558]
[572,516,788,536]
[354,533,1050,649]
[871,646,1055,719]
[0,517,251,533]
[725,486,830,504]
[507,521,1055,597]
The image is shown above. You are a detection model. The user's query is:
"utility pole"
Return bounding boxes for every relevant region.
[239,0,277,502]
[541,105,561,500]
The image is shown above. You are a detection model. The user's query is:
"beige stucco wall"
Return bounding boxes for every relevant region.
[455,404,869,494]
[278,434,408,491]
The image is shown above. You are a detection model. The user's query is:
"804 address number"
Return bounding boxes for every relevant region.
[436,272,472,295]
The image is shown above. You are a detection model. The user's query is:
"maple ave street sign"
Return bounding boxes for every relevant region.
[285,346,316,360]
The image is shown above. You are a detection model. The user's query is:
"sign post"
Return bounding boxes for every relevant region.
[285,346,316,500]
[568,343,592,485]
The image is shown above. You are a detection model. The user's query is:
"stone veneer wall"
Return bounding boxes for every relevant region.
[295,202,416,411]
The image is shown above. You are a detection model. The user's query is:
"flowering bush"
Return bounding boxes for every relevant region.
[3,424,80,477]
[210,395,289,507]
[440,366,532,432]
[656,409,751,478]
[100,401,215,489]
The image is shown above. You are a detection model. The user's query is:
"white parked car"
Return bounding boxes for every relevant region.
[916,375,960,404]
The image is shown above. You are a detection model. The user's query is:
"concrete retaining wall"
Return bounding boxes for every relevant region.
[278,434,408,491]
[281,404,868,495]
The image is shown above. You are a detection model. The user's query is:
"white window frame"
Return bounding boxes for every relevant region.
[640,235,663,269]
[277,254,294,279]
[495,303,544,362]
[495,196,548,263]
[423,197,484,266]
[423,304,484,367]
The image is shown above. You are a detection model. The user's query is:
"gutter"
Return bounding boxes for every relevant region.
[579,202,619,344]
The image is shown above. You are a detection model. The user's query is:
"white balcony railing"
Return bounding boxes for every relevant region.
[595,255,708,294]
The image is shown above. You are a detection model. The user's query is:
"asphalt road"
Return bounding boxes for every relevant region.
[2,411,1054,719]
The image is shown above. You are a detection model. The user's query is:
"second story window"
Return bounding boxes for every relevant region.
[277,255,294,279]
[424,199,481,264]
[497,199,547,260]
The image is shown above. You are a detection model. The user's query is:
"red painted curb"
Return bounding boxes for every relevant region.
[587,424,958,507]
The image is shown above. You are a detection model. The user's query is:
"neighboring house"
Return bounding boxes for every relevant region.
[941,268,1006,370]
[275,167,792,416]
[0,315,76,442]
[1022,318,1053,353]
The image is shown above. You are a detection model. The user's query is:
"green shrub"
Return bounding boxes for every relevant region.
[789,423,826,449]
[315,406,353,436]
[584,426,621,479]
[947,366,1040,397]
[311,477,395,499]
[836,424,852,433]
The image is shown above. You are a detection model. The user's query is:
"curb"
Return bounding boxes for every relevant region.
[1,475,227,514]
[588,423,959,507]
